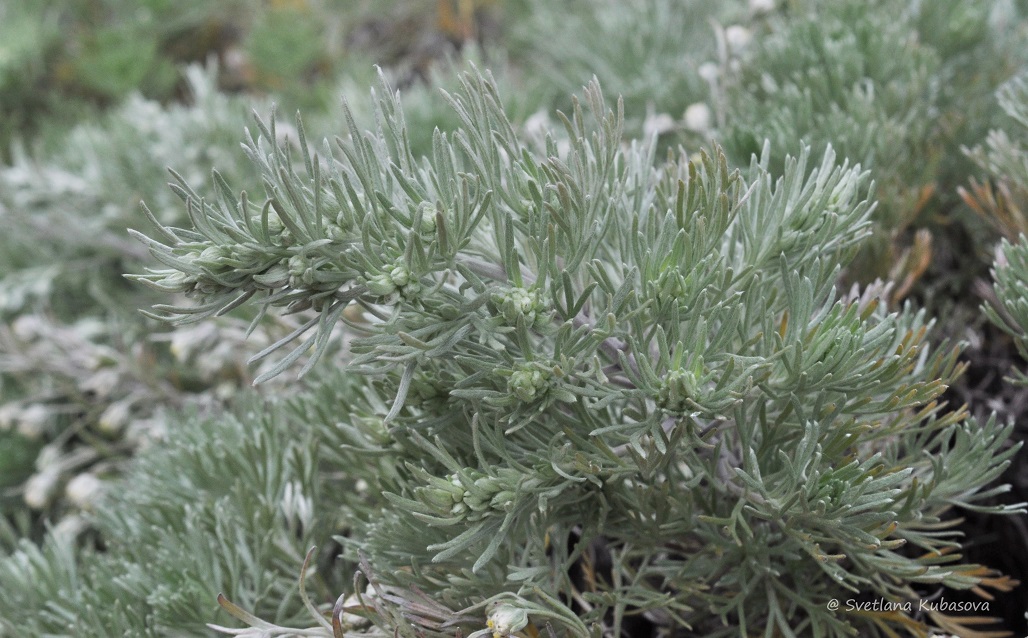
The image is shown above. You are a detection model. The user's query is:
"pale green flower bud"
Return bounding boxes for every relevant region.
[492,286,549,328]
[415,472,470,516]
[657,369,699,413]
[326,222,347,242]
[416,201,438,233]
[389,264,410,288]
[198,245,232,264]
[98,399,132,434]
[490,490,517,511]
[287,254,309,277]
[367,273,397,297]
[158,270,197,293]
[253,263,290,288]
[17,404,50,439]
[508,366,548,402]
[230,244,263,264]
[400,280,422,299]
[463,492,492,512]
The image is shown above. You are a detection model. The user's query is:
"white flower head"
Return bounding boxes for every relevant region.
[697,62,720,84]
[683,103,712,132]
[0,403,20,430]
[749,0,775,13]
[24,470,60,509]
[98,399,133,433]
[725,25,753,53]
[643,111,676,139]
[17,403,50,440]
[469,602,530,638]
[66,473,104,509]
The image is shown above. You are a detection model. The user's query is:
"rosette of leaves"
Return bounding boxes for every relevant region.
[133,69,1021,637]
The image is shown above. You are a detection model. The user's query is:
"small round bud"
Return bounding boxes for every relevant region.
[66,473,104,509]
[98,400,132,434]
[684,103,712,132]
[24,470,60,509]
[698,62,720,84]
[508,366,549,402]
[725,25,752,53]
[658,369,699,413]
[389,265,410,288]
[17,404,50,440]
[367,273,397,297]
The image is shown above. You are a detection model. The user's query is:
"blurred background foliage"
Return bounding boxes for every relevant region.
[2,0,1028,634]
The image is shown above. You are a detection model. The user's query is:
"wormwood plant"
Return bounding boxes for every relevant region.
[0,66,269,526]
[719,0,1023,298]
[963,73,1028,241]
[132,70,1021,637]
[982,74,1028,378]
[0,385,359,636]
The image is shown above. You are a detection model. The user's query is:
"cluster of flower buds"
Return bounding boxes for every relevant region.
[414,468,522,522]
[490,286,551,329]
[133,203,367,318]
[657,368,699,414]
[507,363,552,403]
[366,261,422,305]
[139,240,284,299]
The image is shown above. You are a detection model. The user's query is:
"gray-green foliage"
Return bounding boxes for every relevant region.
[130,69,1021,637]
[506,0,733,142]
[719,0,1023,285]
[983,74,1028,381]
[0,65,258,311]
[0,65,270,524]
[965,72,1028,239]
[0,384,361,636]
[719,0,941,281]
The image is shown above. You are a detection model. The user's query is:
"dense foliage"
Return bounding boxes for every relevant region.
[1,1,1028,636]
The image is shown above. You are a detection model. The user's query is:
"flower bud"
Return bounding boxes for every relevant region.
[416,201,438,233]
[490,490,517,511]
[508,366,548,402]
[253,263,291,288]
[698,62,720,84]
[389,265,410,288]
[725,25,752,53]
[367,273,397,297]
[684,103,712,132]
[198,245,232,265]
[25,470,60,509]
[486,603,529,638]
[493,287,548,327]
[17,404,50,440]
[658,369,699,413]
[288,254,309,277]
[66,472,104,509]
[98,399,133,434]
